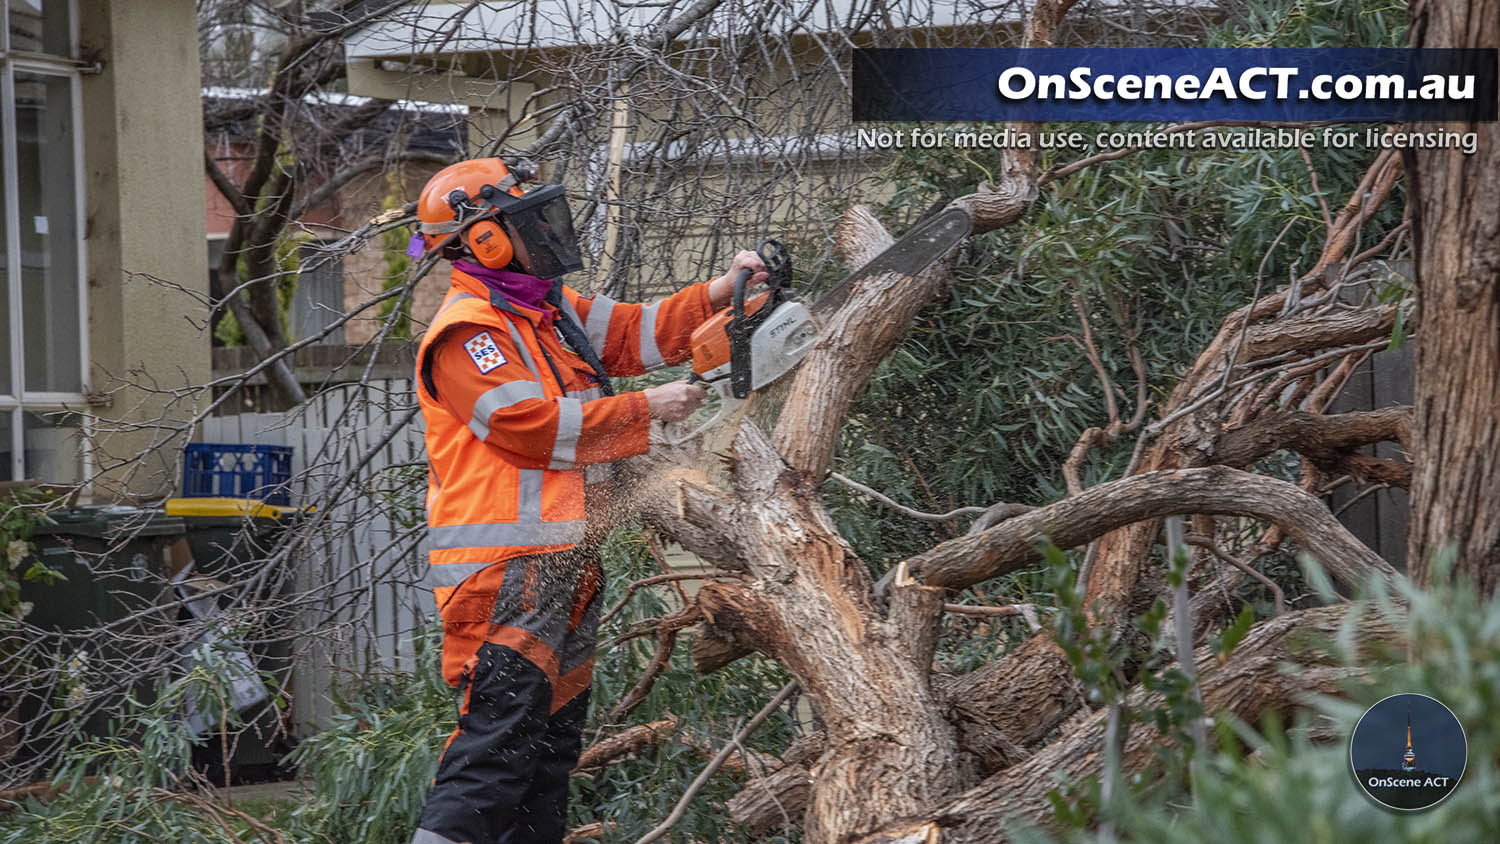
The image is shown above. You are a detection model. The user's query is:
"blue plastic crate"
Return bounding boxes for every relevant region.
[183,444,294,505]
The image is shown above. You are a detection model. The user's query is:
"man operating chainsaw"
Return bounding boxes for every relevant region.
[408,157,766,844]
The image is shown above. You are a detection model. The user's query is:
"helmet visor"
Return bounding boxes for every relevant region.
[497,184,583,278]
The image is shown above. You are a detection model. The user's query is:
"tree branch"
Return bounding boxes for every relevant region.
[290,150,459,221]
[906,466,1396,592]
[1210,406,1411,468]
[204,149,251,218]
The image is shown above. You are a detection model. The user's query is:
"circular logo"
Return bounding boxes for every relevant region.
[1349,692,1466,812]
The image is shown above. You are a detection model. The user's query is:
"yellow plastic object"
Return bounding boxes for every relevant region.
[165,497,298,519]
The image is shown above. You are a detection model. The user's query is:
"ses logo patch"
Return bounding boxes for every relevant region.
[464,332,507,374]
[1350,692,1467,812]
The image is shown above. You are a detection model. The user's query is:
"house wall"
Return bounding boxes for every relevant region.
[334,162,451,345]
[349,42,889,310]
[81,0,210,499]
[344,63,543,338]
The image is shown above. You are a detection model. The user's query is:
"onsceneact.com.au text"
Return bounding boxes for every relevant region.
[996,66,1477,102]
[860,126,1479,154]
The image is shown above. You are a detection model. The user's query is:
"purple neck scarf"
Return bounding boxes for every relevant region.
[452,260,555,322]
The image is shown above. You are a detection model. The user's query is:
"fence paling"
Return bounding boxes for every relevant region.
[201,379,430,734]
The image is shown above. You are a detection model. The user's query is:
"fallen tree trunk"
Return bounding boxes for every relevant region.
[856,604,1401,842]
[727,632,1082,832]
[935,633,1085,772]
[706,425,968,843]
[727,763,815,834]
[609,12,1406,838]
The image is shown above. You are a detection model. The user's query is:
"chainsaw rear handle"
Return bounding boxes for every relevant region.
[733,239,791,323]
[731,266,754,325]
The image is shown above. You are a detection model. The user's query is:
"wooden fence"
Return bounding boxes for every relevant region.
[200,379,430,733]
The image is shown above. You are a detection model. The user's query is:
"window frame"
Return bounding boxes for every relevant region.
[0,1,90,484]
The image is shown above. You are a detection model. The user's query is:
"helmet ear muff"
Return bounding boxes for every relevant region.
[464,219,514,269]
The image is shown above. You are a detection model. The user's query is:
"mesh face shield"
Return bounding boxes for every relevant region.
[491,184,583,278]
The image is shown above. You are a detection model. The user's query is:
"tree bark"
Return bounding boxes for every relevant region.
[935,633,1085,772]
[728,764,814,834]
[1404,0,1500,593]
[1082,175,1402,630]
[856,605,1401,843]
[709,425,966,843]
[906,466,1396,593]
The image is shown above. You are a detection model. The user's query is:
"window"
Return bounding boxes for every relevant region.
[0,2,87,483]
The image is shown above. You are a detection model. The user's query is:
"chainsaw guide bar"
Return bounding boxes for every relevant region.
[809,206,973,320]
[666,209,973,444]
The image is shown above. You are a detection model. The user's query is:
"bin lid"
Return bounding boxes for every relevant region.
[165,497,299,519]
[35,506,186,540]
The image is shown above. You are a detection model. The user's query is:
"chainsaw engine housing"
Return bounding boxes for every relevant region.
[746,300,816,394]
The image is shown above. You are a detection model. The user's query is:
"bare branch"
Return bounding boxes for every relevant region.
[633,681,798,844]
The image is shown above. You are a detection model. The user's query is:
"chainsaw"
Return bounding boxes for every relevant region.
[666,206,972,444]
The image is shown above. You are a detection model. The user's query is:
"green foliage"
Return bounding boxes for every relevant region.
[1040,541,1206,824]
[1043,542,1121,707]
[1018,563,1500,843]
[1219,0,1407,48]
[282,627,454,844]
[0,648,272,843]
[0,487,63,624]
[212,306,245,348]
[827,0,1404,578]
[1213,604,1257,662]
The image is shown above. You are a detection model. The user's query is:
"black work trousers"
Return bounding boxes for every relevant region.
[412,549,603,844]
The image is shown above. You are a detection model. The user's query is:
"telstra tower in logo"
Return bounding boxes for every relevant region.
[1351,692,1466,811]
[1401,702,1416,772]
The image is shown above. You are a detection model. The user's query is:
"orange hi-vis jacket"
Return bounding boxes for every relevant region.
[416,269,712,626]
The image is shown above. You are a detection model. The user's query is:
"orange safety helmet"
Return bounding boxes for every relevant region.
[414,157,585,278]
[416,158,532,267]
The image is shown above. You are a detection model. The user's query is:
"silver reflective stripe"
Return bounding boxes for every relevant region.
[428,470,586,549]
[411,830,462,844]
[548,397,583,469]
[639,300,666,370]
[570,385,603,403]
[584,294,617,352]
[517,468,542,521]
[505,321,544,380]
[423,561,492,589]
[585,462,613,484]
[428,519,586,550]
[434,291,479,318]
[469,379,547,441]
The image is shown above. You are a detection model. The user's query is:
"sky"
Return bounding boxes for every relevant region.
[1350,693,1467,778]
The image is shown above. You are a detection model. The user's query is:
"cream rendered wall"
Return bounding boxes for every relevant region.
[80,0,210,499]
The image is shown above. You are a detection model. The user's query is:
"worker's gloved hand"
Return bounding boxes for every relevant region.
[708,249,771,310]
[645,382,708,422]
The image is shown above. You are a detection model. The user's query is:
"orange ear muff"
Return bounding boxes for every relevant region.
[465,219,514,269]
